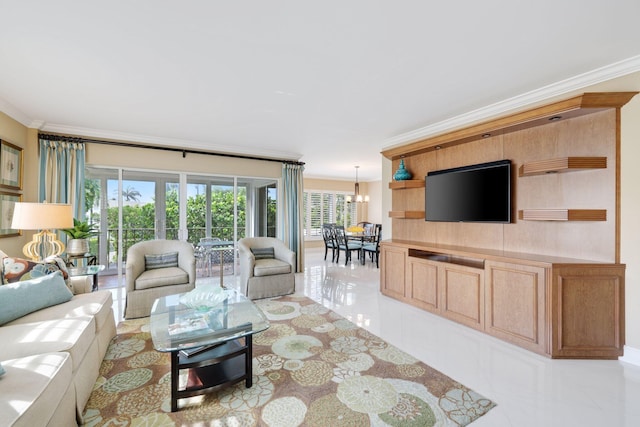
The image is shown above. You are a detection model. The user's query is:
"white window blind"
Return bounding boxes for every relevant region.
[303,190,356,239]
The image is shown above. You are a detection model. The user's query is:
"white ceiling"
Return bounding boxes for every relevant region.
[1,1,640,181]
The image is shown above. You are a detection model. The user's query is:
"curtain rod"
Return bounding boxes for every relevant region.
[38,133,305,166]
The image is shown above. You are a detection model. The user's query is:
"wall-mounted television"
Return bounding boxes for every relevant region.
[425,159,512,223]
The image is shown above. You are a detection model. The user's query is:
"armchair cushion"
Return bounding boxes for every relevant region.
[135,266,189,290]
[253,258,291,277]
[144,251,179,270]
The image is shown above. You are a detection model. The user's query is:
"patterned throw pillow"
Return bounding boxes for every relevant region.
[144,251,179,270]
[2,256,69,284]
[251,247,275,260]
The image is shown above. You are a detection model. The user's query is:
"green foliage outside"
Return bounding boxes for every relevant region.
[103,186,248,259]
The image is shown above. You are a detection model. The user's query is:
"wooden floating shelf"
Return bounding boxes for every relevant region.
[388,180,425,190]
[518,209,607,221]
[389,210,425,219]
[519,157,607,176]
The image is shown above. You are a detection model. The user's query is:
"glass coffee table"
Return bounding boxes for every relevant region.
[149,289,269,412]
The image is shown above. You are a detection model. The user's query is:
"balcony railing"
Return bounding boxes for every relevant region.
[94,227,244,269]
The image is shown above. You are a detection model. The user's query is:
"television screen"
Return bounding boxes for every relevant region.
[425,159,512,223]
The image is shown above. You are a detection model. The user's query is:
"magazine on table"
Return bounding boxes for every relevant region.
[168,312,212,338]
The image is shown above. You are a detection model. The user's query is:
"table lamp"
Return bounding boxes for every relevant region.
[11,202,74,261]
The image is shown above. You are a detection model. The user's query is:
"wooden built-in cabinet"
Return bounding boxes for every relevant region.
[380,92,635,358]
[381,240,625,359]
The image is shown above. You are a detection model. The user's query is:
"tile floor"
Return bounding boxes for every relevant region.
[102,247,640,426]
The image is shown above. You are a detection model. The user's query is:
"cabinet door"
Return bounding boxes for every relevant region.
[485,261,548,355]
[551,265,625,359]
[380,245,407,300]
[407,256,440,313]
[441,264,484,330]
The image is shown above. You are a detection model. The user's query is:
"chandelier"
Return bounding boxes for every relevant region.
[347,166,369,203]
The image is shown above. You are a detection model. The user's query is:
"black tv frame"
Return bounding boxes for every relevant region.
[425,159,512,224]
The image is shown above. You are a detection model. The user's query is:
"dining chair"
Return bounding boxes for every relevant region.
[359,222,375,242]
[321,223,338,261]
[334,225,363,265]
[361,224,382,267]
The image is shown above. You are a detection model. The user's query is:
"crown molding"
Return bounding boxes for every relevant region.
[0,98,32,126]
[383,54,640,150]
[40,123,303,161]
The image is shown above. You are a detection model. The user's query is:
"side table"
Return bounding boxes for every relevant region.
[68,265,105,292]
[64,253,97,267]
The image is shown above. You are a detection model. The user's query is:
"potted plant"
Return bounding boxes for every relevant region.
[62,218,99,256]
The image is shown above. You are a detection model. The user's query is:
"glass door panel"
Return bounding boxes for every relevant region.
[210,179,236,282]
[186,180,208,245]
[247,179,277,237]
[120,170,180,245]
[165,181,180,240]
[210,179,235,241]
[84,167,118,272]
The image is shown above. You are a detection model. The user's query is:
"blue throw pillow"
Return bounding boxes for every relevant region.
[0,271,73,325]
[251,247,275,260]
[145,251,179,270]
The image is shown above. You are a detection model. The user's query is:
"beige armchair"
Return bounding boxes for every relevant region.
[239,237,296,300]
[124,239,196,319]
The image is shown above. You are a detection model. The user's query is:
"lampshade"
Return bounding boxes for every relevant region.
[11,202,74,230]
[11,202,73,261]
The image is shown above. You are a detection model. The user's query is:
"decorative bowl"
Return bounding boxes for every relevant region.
[179,285,230,311]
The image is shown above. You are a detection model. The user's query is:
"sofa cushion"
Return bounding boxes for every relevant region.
[251,247,275,260]
[144,251,179,270]
[135,266,189,290]
[0,317,96,372]
[0,353,74,427]
[6,290,114,334]
[1,256,69,284]
[0,272,73,325]
[253,258,291,277]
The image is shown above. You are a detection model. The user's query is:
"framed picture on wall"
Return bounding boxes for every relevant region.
[0,140,23,191]
[0,192,21,238]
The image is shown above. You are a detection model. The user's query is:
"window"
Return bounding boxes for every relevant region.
[85,166,278,274]
[303,190,357,239]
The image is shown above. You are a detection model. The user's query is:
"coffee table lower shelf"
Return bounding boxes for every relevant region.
[170,335,252,412]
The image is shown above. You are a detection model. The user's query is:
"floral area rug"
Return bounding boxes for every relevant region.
[82,295,495,426]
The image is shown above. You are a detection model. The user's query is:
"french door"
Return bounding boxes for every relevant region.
[85,167,278,280]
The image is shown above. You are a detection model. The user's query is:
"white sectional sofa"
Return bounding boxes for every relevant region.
[0,254,116,427]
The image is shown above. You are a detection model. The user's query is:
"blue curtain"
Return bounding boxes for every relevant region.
[282,163,304,272]
[38,137,86,220]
